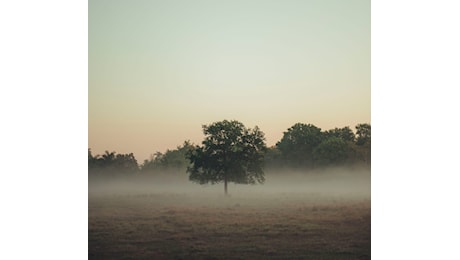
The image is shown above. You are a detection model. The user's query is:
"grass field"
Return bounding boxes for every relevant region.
[89,175,370,259]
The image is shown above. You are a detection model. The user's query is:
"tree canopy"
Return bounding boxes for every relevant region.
[272,123,370,169]
[276,123,324,168]
[355,123,371,146]
[324,126,355,142]
[88,150,139,175]
[141,141,194,173]
[186,120,267,195]
[313,137,349,166]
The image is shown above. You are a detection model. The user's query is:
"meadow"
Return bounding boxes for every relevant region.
[89,170,370,259]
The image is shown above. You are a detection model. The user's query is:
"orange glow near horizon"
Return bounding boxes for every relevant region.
[89,0,370,162]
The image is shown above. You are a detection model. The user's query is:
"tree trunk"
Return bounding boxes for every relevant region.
[224,177,228,195]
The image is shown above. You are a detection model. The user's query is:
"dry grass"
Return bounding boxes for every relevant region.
[89,191,370,259]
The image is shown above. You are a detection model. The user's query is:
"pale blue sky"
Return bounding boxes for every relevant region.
[89,0,370,161]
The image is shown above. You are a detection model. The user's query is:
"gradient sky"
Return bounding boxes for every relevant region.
[89,0,370,162]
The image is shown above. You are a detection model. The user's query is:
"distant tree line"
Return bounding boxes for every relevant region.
[140,141,195,173]
[88,122,370,176]
[267,123,371,169]
[88,150,139,176]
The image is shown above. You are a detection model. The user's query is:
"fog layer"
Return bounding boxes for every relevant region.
[89,166,370,201]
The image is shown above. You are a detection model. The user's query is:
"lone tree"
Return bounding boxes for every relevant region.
[186,120,267,195]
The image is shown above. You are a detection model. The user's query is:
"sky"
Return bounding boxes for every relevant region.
[89,0,370,162]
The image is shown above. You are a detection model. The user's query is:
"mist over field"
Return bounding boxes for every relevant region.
[89,167,370,259]
[89,167,370,199]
